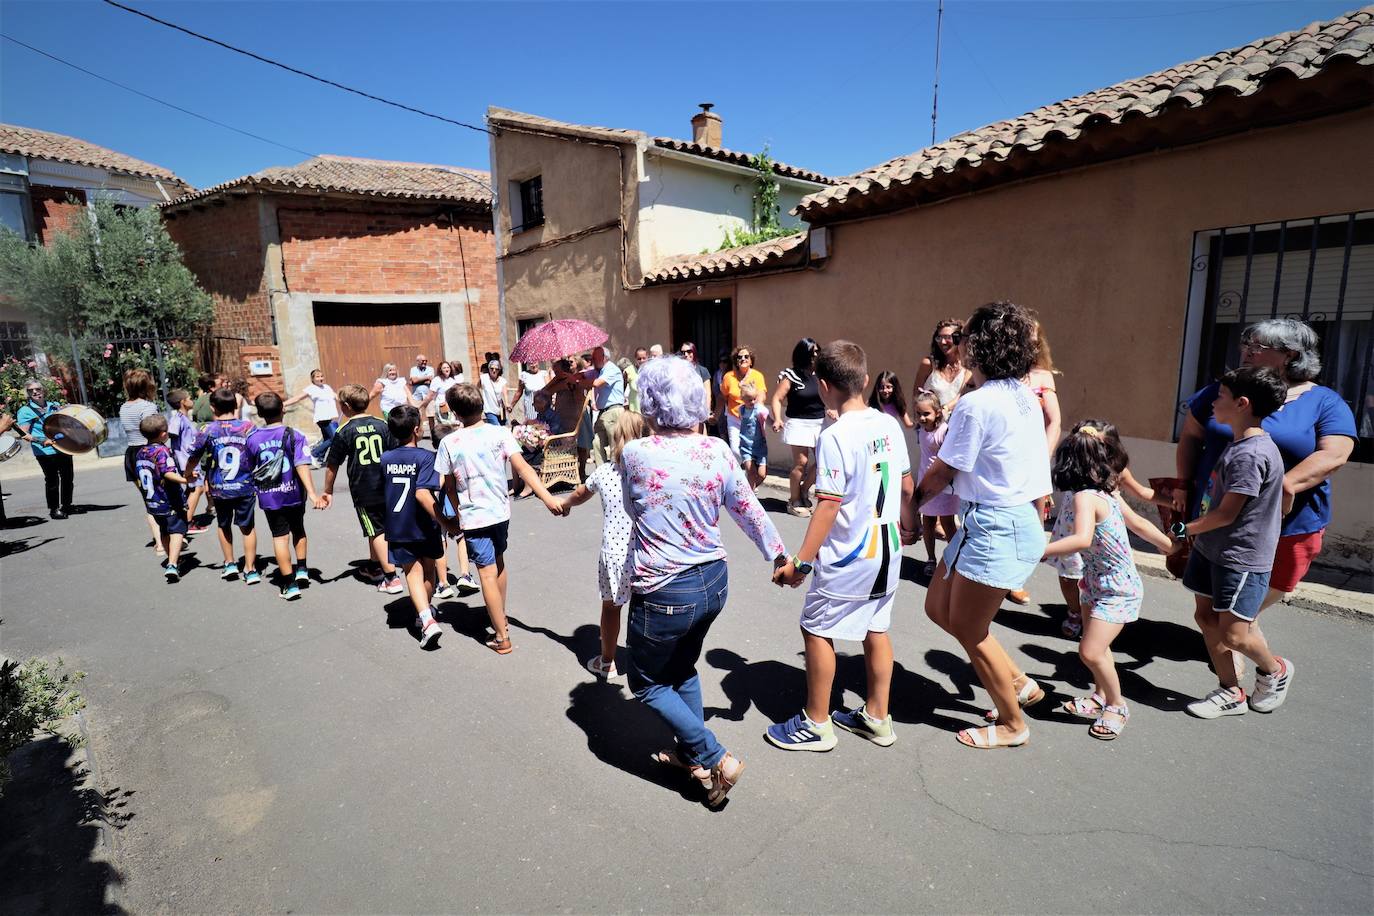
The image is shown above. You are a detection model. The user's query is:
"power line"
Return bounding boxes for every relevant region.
[930,0,944,146]
[1,33,317,159]
[101,0,491,135]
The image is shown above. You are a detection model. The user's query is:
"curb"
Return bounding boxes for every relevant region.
[759,474,1373,623]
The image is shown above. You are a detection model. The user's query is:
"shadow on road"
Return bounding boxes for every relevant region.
[0,535,61,558]
[507,617,601,669]
[564,680,704,805]
[0,735,132,915]
[67,503,124,514]
[1,514,47,530]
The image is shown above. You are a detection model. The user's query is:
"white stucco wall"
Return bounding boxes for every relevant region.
[636,153,818,271]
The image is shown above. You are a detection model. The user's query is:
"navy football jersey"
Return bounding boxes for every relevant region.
[381,446,440,544]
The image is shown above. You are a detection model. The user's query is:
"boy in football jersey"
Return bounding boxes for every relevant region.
[247,392,322,601]
[134,413,191,582]
[186,387,260,583]
[768,340,912,751]
[321,384,403,594]
[380,405,445,649]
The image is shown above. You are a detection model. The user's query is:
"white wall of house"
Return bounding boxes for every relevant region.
[636,152,820,271]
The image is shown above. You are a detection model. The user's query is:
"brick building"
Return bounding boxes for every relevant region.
[0,122,191,355]
[161,154,497,415]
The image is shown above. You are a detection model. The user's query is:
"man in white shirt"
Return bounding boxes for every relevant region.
[576,347,626,465]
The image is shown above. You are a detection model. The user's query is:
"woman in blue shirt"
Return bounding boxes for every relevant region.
[1175,318,1357,616]
[14,379,76,519]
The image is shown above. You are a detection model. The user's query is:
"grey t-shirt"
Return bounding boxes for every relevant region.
[1194,432,1284,572]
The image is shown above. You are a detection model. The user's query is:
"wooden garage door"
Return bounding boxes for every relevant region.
[313,302,443,410]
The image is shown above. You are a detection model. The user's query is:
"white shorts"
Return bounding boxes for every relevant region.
[800,588,895,641]
[782,417,823,448]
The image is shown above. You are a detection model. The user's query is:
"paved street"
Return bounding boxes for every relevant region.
[2,462,1371,914]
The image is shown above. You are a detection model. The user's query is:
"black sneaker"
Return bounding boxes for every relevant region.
[50,509,68,520]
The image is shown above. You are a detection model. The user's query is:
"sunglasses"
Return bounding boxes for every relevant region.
[936,333,963,344]
[734,354,752,362]
[1240,341,1283,355]
[680,349,694,355]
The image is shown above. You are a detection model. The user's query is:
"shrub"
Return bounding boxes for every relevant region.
[0,356,66,415]
[0,651,85,797]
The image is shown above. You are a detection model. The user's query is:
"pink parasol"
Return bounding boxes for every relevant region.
[510,319,608,363]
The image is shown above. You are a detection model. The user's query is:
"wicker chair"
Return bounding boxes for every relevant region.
[539,430,581,489]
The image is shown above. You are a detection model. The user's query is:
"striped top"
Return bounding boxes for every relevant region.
[119,398,159,446]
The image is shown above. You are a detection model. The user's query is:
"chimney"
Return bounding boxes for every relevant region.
[691,103,722,148]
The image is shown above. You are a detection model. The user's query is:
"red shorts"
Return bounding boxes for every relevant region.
[1269,529,1324,593]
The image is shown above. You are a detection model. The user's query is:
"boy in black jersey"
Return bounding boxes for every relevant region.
[382,405,445,649]
[321,384,403,593]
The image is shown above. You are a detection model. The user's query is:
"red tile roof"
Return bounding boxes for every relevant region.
[797,7,1374,223]
[163,155,491,210]
[0,122,190,188]
[488,107,833,184]
[644,231,809,285]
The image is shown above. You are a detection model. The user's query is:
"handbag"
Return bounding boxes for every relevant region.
[251,426,298,488]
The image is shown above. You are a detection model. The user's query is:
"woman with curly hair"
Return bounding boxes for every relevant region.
[913,317,971,416]
[901,301,1052,749]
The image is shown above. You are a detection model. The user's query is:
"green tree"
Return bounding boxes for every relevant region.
[0,197,212,340]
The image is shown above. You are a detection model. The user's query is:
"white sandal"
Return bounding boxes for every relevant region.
[957,723,1030,749]
[1061,692,1106,719]
[1090,704,1129,741]
[586,656,620,679]
[983,675,1046,721]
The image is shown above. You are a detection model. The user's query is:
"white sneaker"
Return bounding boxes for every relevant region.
[1187,686,1247,719]
[419,618,442,649]
[1249,657,1294,713]
[455,574,480,595]
[586,656,620,679]
[434,582,457,600]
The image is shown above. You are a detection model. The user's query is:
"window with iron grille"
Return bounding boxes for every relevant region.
[1182,211,1373,459]
[0,321,33,360]
[515,175,543,232]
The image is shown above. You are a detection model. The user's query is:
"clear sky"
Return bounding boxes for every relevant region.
[0,0,1358,189]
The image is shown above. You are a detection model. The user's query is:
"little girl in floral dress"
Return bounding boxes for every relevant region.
[1043,420,1175,740]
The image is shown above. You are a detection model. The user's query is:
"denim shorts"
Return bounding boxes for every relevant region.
[1182,550,1271,622]
[464,521,509,567]
[943,501,1043,591]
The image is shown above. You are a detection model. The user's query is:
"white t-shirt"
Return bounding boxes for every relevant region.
[303,383,339,422]
[812,408,911,600]
[429,376,459,416]
[377,377,410,413]
[481,375,506,417]
[938,378,1051,507]
[434,423,519,530]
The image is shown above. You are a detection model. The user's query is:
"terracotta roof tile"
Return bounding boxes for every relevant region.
[163,154,491,210]
[0,122,189,187]
[797,7,1374,222]
[651,138,834,185]
[644,231,808,285]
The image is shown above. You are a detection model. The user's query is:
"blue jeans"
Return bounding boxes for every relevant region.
[311,419,337,461]
[484,413,501,426]
[626,558,729,769]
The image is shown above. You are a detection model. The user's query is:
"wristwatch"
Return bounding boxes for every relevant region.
[791,555,814,576]
[1170,521,1188,541]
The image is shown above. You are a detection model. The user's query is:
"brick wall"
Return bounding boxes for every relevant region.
[30,185,87,243]
[238,344,283,400]
[164,196,272,362]
[276,204,500,371]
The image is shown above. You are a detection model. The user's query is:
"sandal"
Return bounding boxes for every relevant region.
[1007,588,1033,606]
[983,675,1046,721]
[486,636,514,655]
[651,748,713,791]
[957,723,1029,749]
[1061,692,1106,719]
[1061,614,1083,639]
[1089,704,1129,741]
[705,753,744,807]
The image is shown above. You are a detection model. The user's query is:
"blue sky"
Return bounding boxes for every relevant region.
[0,0,1357,189]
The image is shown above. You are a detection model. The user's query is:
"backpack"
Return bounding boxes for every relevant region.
[251,426,298,488]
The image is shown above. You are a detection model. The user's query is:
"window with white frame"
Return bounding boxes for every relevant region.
[1180,211,1373,458]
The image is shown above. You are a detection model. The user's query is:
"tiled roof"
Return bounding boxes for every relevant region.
[163,155,491,210]
[651,138,834,185]
[0,122,190,187]
[644,231,809,285]
[487,107,833,183]
[797,7,1374,223]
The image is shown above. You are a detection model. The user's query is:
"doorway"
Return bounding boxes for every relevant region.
[672,297,733,373]
[313,301,443,409]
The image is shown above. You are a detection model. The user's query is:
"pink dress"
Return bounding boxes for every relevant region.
[916,422,960,516]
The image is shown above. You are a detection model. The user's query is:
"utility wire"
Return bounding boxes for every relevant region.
[101,0,491,135]
[930,0,944,146]
[1,33,317,159]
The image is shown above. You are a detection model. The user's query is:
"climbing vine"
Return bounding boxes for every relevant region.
[716,146,799,250]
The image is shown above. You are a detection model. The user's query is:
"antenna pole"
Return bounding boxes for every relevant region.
[931,0,944,146]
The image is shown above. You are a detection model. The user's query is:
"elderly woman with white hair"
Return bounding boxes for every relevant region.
[621,355,787,807]
[1176,317,1357,618]
[370,363,413,416]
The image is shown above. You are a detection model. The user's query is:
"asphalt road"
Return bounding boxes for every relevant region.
[1,463,1371,914]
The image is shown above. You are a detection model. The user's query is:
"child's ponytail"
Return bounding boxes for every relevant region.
[1052,418,1127,494]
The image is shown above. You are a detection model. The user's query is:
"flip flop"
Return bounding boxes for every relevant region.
[486,636,514,655]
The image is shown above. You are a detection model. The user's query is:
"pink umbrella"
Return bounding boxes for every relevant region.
[510,319,609,363]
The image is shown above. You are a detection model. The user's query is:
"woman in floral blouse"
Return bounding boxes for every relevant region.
[621,355,787,807]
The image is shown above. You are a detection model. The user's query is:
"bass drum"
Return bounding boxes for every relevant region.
[0,432,20,461]
[42,404,108,456]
